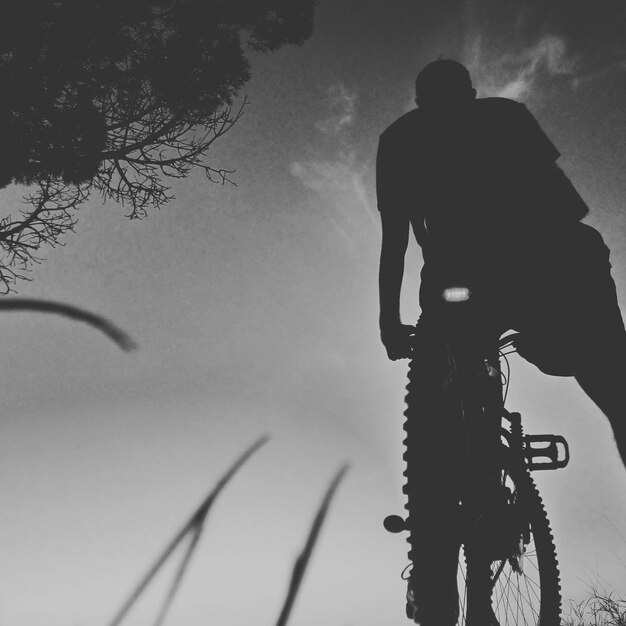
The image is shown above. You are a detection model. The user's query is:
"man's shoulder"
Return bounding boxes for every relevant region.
[475,97,528,120]
[476,96,524,109]
[380,108,422,141]
[380,98,526,136]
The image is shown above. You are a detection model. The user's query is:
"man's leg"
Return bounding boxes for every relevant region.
[556,223,626,470]
[574,335,626,470]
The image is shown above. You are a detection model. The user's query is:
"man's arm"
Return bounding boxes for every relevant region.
[376,130,417,360]
[379,208,415,360]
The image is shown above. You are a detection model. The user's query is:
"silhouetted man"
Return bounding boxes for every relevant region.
[377,58,626,624]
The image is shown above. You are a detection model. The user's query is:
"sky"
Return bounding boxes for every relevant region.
[0,1,626,625]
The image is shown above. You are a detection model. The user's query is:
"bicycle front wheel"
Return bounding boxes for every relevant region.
[458,461,562,626]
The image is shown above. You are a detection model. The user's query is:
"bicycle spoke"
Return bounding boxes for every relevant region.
[524,573,542,594]
[526,556,541,575]
[524,577,542,608]
[496,553,541,624]
[506,568,523,626]
[504,568,515,625]
[523,575,541,619]
[494,576,505,613]
[455,452,561,625]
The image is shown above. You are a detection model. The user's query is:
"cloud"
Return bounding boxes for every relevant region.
[290,82,378,255]
[572,58,626,89]
[314,84,357,135]
[465,33,577,100]
[291,156,358,194]
[460,0,626,101]
[290,151,377,254]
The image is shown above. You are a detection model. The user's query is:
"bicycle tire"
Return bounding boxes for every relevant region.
[459,457,562,626]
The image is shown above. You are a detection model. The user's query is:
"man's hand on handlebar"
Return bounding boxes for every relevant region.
[381,323,415,361]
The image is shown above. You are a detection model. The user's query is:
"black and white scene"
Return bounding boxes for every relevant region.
[0,2,625,625]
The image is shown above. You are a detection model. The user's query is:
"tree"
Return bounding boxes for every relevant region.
[0,0,316,291]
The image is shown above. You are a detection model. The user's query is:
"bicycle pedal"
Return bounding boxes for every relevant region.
[524,434,570,470]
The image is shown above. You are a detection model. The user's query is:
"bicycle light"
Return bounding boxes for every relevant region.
[442,286,471,303]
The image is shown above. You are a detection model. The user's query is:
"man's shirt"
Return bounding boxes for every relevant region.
[376,97,588,251]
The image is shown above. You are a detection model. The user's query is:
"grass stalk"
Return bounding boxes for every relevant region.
[0,297,137,350]
[275,464,350,626]
[106,435,269,626]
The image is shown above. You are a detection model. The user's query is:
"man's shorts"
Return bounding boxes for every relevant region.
[419,222,626,376]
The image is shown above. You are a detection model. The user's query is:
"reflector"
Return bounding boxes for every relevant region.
[442,286,471,303]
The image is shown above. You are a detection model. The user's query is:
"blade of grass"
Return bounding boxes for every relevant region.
[152,524,203,626]
[106,435,269,626]
[275,464,350,626]
[0,298,137,350]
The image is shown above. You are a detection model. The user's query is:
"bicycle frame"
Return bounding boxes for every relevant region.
[386,284,571,625]
[441,309,570,522]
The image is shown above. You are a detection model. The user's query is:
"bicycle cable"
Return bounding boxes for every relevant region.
[401,563,413,580]
[500,349,511,404]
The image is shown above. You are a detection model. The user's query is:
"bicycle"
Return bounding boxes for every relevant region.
[384,284,570,625]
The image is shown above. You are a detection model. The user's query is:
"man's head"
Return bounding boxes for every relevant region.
[415,59,476,111]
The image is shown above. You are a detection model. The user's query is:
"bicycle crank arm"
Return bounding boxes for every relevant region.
[524,434,570,470]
